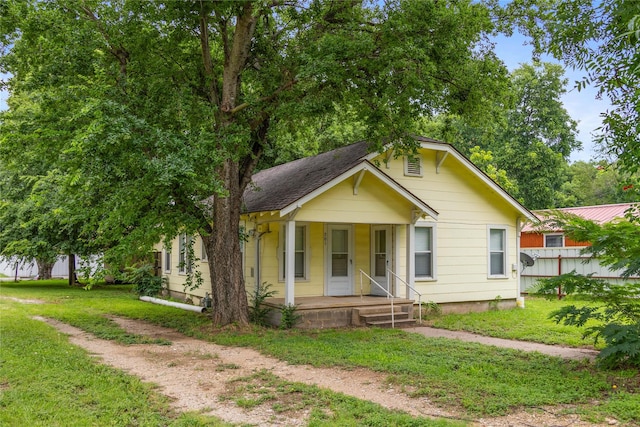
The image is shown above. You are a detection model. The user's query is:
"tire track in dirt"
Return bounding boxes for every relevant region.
[34,315,611,426]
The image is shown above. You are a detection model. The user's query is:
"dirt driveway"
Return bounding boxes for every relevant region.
[34,314,612,427]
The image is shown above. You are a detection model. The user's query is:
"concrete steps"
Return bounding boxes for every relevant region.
[353,304,416,328]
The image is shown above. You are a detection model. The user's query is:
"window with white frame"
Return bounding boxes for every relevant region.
[178,234,193,274]
[280,224,308,280]
[488,227,507,277]
[544,234,564,248]
[404,155,423,177]
[415,224,435,278]
[201,239,208,262]
[164,249,171,273]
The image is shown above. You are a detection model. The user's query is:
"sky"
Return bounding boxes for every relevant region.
[0,32,606,164]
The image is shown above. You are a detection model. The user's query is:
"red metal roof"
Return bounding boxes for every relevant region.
[522,203,635,232]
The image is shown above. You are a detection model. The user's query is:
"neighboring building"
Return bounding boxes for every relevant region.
[520,203,640,292]
[0,255,99,280]
[157,137,536,325]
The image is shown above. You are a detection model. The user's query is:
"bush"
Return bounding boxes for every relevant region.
[280,304,300,329]
[125,264,164,297]
[537,272,640,368]
[247,283,276,326]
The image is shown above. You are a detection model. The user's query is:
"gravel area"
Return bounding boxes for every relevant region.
[33,314,614,426]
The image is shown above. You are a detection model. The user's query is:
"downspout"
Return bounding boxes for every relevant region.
[516,218,525,308]
[256,230,261,293]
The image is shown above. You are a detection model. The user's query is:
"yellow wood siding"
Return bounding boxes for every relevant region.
[295,174,414,224]
[155,235,211,300]
[354,224,371,294]
[377,148,521,302]
[162,144,524,304]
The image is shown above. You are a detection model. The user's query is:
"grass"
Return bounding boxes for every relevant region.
[0,299,228,427]
[222,370,461,426]
[429,295,604,348]
[1,280,640,425]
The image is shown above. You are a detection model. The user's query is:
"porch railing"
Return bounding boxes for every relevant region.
[359,269,395,328]
[387,269,423,324]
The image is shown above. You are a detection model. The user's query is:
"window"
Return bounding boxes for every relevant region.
[178,234,193,274]
[415,225,435,278]
[404,155,423,177]
[544,234,564,248]
[164,249,171,273]
[280,224,308,280]
[201,240,208,262]
[488,227,507,277]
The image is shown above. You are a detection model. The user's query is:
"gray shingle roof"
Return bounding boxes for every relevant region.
[242,141,371,213]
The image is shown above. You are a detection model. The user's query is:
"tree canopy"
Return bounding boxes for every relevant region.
[1,0,513,325]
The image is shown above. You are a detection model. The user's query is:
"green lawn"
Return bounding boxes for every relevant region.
[429,295,604,348]
[1,280,639,425]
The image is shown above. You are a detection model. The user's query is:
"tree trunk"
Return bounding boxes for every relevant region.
[204,159,250,327]
[36,259,54,280]
[68,253,77,286]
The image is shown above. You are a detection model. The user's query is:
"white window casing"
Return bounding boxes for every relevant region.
[488,226,508,278]
[164,249,171,273]
[279,224,309,281]
[415,223,436,280]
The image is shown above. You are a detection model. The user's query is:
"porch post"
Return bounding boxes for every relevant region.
[285,219,295,306]
[406,223,415,300]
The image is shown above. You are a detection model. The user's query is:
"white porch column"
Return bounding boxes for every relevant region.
[405,222,415,300]
[285,219,296,306]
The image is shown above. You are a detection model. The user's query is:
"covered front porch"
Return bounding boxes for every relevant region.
[263,295,418,329]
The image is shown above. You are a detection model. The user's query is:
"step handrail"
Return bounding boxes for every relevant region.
[387,269,423,324]
[359,269,394,328]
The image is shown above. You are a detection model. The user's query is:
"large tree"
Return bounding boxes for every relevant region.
[501,0,640,175]
[1,0,513,326]
[413,63,581,209]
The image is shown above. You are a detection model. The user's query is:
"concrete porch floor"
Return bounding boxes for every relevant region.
[263,295,415,310]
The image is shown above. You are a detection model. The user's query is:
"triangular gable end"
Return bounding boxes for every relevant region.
[279,160,438,222]
[364,138,537,223]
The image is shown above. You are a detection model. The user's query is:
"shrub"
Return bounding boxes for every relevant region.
[538,272,640,368]
[280,304,300,329]
[247,283,276,326]
[125,264,164,297]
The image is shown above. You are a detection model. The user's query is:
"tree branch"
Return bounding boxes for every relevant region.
[198,1,221,108]
[228,78,297,115]
[221,2,258,113]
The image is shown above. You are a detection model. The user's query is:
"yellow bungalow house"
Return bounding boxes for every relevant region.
[159,136,536,327]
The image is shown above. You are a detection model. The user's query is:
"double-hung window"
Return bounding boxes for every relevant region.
[178,234,193,274]
[488,227,507,277]
[201,240,208,262]
[415,224,435,278]
[164,249,171,273]
[280,224,308,280]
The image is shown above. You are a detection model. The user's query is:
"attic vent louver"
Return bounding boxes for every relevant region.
[404,155,423,177]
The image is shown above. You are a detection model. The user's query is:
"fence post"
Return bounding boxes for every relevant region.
[557,254,562,300]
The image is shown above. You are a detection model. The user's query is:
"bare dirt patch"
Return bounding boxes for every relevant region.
[0,295,46,304]
[36,315,613,426]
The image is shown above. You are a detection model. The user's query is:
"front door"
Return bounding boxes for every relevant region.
[371,225,391,296]
[327,225,352,296]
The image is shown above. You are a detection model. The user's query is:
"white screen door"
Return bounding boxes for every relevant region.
[327,225,352,296]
